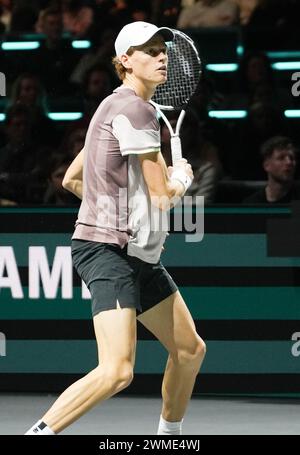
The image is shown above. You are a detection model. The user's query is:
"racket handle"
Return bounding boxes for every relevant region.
[171,136,182,164]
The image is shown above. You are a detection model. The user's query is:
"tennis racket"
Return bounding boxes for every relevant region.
[151,29,202,164]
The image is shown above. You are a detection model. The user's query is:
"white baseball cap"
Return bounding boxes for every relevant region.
[114,21,174,57]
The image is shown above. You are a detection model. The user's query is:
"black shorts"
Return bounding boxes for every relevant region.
[71,240,178,317]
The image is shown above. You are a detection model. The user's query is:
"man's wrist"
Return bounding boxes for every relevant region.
[170,169,192,193]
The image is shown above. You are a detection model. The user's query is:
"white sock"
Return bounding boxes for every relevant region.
[25,419,56,435]
[157,414,183,435]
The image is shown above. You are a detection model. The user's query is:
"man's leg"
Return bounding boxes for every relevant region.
[26,307,137,434]
[137,291,206,431]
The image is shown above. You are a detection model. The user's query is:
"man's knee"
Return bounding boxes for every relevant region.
[104,361,134,392]
[176,336,206,368]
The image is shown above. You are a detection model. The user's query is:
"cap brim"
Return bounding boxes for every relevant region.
[156,27,174,42]
[115,26,174,56]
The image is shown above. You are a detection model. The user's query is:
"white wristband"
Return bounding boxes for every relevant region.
[170,168,192,193]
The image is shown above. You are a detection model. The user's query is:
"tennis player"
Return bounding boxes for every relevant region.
[25,21,206,436]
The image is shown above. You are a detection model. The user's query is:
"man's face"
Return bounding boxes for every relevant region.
[264,148,297,183]
[19,78,38,105]
[87,70,111,98]
[125,34,168,87]
[42,13,63,41]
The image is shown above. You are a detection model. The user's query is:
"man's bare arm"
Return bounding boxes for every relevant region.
[62,149,84,200]
[138,151,193,210]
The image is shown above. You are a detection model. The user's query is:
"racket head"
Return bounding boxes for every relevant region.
[151,29,202,110]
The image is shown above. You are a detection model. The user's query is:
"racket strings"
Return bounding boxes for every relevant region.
[152,31,201,109]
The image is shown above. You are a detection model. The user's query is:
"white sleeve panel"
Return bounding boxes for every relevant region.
[112,114,160,156]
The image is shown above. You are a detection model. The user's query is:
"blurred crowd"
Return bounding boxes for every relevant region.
[0,0,299,205]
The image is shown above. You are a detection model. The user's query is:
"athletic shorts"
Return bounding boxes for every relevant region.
[71,239,178,317]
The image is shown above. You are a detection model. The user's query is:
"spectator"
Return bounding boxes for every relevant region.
[81,64,113,117]
[43,155,80,205]
[240,0,297,49]
[34,7,79,96]
[10,72,47,111]
[239,0,296,29]
[36,5,62,35]
[177,0,239,28]
[238,51,274,104]
[235,0,260,25]
[62,0,94,38]
[233,50,291,110]
[9,73,59,146]
[0,0,12,32]
[70,28,117,85]
[0,104,36,203]
[59,127,87,161]
[72,2,151,81]
[104,0,133,30]
[243,136,299,203]
[152,0,181,27]
[130,0,151,22]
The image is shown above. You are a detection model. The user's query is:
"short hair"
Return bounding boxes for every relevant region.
[261,136,297,161]
[40,7,62,21]
[112,47,135,81]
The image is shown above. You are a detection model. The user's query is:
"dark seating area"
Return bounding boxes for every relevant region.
[0,0,299,205]
[215,180,266,203]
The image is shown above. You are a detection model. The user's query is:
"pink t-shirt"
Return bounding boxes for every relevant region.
[73,86,168,263]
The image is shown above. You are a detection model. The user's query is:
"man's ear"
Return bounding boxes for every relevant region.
[120,54,132,70]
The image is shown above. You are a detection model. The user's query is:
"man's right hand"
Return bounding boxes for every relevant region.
[168,158,194,194]
[168,158,194,180]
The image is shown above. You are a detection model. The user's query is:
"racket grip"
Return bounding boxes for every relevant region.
[171,136,182,164]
